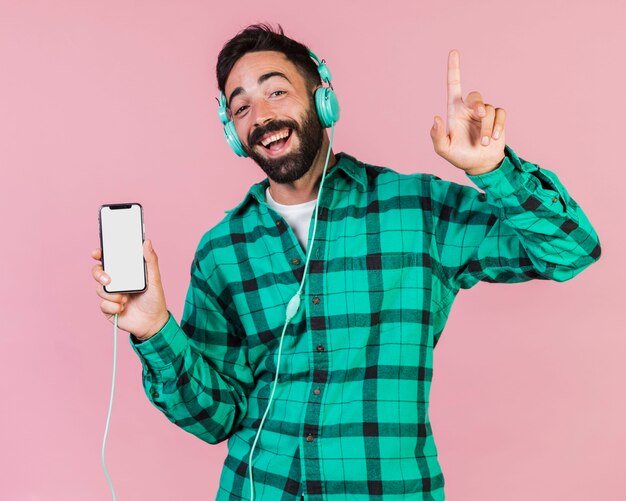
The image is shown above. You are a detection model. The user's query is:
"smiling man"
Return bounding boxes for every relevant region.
[221,47,336,210]
[227,51,327,189]
[92,24,600,501]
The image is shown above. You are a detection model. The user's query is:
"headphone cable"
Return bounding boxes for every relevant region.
[102,313,119,500]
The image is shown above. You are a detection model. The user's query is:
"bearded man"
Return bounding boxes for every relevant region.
[91,24,600,501]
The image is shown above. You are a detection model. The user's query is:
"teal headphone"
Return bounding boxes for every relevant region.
[217,50,340,157]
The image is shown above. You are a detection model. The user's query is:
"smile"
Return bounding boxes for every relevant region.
[257,128,293,155]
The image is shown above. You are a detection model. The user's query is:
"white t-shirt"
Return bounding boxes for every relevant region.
[265,187,317,250]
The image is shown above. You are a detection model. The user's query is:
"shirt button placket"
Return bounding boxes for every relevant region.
[304,238,326,477]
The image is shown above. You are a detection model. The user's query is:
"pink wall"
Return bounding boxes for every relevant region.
[1,0,623,499]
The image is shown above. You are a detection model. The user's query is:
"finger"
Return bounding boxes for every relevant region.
[100,299,125,316]
[92,264,110,285]
[91,248,102,261]
[143,240,162,286]
[96,284,128,304]
[480,105,496,146]
[430,115,450,157]
[465,91,486,120]
[447,50,463,116]
[492,107,506,140]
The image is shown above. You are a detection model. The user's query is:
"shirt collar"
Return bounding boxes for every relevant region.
[227,152,367,216]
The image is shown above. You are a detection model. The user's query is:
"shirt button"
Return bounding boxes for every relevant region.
[276,220,282,227]
[291,257,301,265]
[551,197,558,203]
[312,296,320,305]
[316,344,325,352]
[306,434,314,442]
[152,390,159,398]
[313,388,321,395]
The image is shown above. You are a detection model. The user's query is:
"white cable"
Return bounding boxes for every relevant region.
[248,124,335,500]
[102,313,118,500]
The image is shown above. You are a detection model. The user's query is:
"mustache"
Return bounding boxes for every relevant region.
[248,119,299,146]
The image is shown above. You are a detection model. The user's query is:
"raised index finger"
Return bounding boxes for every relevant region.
[447,49,462,107]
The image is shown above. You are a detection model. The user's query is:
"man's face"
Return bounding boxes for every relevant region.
[224,51,324,183]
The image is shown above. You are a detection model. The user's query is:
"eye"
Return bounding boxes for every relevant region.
[271,90,286,97]
[233,105,248,116]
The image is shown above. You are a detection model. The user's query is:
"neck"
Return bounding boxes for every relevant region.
[267,131,336,205]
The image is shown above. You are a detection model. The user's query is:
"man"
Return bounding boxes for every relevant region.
[91,24,600,501]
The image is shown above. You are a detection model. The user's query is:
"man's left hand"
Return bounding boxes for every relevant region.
[430,50,506,176]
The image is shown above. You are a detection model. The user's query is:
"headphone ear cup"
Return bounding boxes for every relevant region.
[314,87,340,128]
[223,120,248,158]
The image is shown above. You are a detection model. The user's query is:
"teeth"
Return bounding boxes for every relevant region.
[261,130,290,147]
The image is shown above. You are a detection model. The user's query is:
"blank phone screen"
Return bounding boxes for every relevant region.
[99,204,146,293]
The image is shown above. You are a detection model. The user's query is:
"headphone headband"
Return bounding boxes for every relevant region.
[308,50,333,86]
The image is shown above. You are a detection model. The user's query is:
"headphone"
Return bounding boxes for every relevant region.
[217,50,340,157]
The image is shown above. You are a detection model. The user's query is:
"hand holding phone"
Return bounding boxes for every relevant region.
[93,204,169,340]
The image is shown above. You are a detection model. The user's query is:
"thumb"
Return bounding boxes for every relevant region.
[143,239,163,286]
[430,116,449,157]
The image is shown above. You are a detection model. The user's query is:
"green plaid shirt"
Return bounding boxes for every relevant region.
[130,146,600,500]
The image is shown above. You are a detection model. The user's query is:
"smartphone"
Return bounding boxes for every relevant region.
[98,203,147,294]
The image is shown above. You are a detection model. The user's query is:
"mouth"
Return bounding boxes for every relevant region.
[256,128,293,156]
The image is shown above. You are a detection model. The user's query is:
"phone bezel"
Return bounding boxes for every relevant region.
[98,202,147,294]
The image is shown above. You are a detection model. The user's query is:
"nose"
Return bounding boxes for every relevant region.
[252,99,276,127]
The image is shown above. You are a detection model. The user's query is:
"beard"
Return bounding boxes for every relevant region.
[243,100,324,184]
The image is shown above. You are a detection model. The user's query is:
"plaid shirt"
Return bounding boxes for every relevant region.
[130,146,600,500]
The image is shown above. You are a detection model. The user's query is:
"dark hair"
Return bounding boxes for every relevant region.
[216,24,321,98]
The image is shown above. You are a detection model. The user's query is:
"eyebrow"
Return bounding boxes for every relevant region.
[228,72,292,106]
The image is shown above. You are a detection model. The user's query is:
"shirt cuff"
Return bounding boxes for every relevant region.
[128,312,189,369]
[466,145,538,199]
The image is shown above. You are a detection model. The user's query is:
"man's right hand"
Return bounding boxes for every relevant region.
[91,239,170,341]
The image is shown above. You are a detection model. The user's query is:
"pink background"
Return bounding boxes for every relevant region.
[1,0,623,499]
